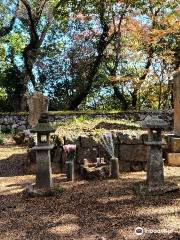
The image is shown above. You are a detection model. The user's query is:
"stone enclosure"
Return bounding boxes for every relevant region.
[0,110,173,132]
[0,110,174,173]
[44,129,166,174]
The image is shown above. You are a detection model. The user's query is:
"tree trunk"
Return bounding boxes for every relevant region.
[67,23,111,109]
[113,86,128,110]
[131,89,138,109]
[17,77,28,112]
[67,89,90,110]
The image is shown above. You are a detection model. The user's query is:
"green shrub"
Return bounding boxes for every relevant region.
[1,128,11,134]
[12,132,25,145]
[72,115,89,123]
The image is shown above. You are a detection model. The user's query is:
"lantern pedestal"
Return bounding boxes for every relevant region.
[33,145,54,189]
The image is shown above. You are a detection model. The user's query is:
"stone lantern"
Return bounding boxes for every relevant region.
[31,113,55,189]
[135,116,178,195]
[142,116,168,189]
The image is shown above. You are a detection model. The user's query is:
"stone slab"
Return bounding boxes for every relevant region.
[80,165,110,180]
[119,145,149,162]
[168,153,180,166]
[76,147,98,164]
[28,91,49,127]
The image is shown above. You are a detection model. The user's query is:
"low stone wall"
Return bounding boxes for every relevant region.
[50,130,150,172]
[0,115,28,132]
[0,110,173,132]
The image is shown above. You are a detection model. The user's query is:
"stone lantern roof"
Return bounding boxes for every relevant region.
[140,116,168,130]
[30,113,55,134]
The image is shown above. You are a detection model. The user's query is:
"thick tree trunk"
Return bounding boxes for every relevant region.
[67,23,110,110]
[131,89,138,109]
[67,89,90,110]
[18,0,51,111]
[113,86,128,110]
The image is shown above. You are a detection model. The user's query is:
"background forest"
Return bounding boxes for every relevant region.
[0,0,179,112]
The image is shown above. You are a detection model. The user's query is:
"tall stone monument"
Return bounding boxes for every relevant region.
[168,70,180,166]
[28,91,49,127]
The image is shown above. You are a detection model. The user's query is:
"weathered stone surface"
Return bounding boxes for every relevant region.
[168,153,180,166]
[116,131,145,144]
[76,147,98,164]
[119,160,146,172]
[80,164,109,180]
[119,161,131,172]
[110,157,119,179]
[141,115,168,130]
[24,184,64,198]
[28,92,49,127]
[174,70,180,136]
[80,136,98,148]
[17,125,27,131]
[0,110,173,132]
[119,145,149,162]
[35,148,53,189]
[52,147,62,163]
[66,161,75,181]
[146,146,164,187]
[170,137,180,152]
[166,70,180,166]
[139,116,167,194]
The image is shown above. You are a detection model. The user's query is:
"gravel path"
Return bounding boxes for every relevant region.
[0,145,179,240]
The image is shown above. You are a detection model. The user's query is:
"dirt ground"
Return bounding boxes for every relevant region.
[0,144,179,240]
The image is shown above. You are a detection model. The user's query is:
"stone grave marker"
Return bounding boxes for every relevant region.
[28,91,49,127]
[168,70,180,166]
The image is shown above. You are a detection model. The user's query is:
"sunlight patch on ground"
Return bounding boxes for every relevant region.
[0,175,35,195]
[97,195,133,204]
[121,171,146,180]
[0,175,35,186]
[60,214,79,223]
[48,223,80,236]
[0,146,27,160]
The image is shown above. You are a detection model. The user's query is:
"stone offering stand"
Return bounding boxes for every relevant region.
[80,160,110,180]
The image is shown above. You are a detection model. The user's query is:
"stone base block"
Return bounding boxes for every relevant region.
[170,137,180,152]
[80,164,110,180]
[168,153,180,166]
[24,185,64,198]
[134,181,179,196]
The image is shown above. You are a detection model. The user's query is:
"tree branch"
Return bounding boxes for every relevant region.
[0,1,19,37]
[20,0,39,42]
